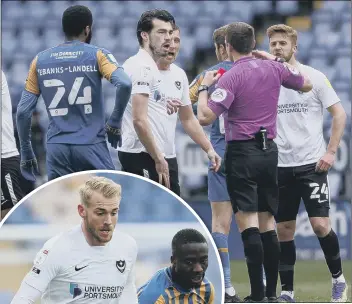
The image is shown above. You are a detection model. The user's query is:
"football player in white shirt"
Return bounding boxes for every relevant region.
[118,9,176,189]
[1,71,25,220]
[157,25,221,195]
[266,24,348,302]
[11,176,138,304]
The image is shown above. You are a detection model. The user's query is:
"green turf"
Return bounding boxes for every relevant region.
[230,260,352,302]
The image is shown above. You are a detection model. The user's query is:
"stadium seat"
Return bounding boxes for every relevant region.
[308,57,329,70]
[225,1,253,22]
[2,2,25,22]
[200,1,227,19]
[311,10,336,28]
[194,25,215,49]
[320,0,350,14]
[2,32,18,60]
[276,0,299,15]
[335,57,351,82]
[175,0,202,19]
[124,1,149,17]
[99,1,125,20]
[252,1,273,14]
[23,1,50,21]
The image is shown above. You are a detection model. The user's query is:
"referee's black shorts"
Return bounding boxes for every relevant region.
[1,155,25,211]
[224,139,278,215]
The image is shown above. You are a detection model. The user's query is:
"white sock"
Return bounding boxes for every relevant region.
[281,290,294,299]
[225,286,236,296]
[332,273,346,284]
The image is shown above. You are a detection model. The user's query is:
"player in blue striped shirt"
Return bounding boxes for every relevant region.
[138,228,215,304]
[16,5,132,181]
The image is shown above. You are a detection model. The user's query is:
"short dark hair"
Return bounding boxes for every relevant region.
[226,22,255,54]
[213,25,228,47]
[173,24,180,32]
[136,9,175,46]
[62,5,93,38]
[172,229,207,255]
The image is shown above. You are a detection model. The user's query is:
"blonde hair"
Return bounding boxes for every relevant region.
[213,24,229,46]
[266,24,298,45]
[79,176,121,206]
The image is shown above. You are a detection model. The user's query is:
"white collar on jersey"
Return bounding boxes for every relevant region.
[137,48,158,66]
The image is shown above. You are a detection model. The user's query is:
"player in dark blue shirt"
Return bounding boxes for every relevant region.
[16,5,132,181]
[189,25,240,303]
[138,228,215,304]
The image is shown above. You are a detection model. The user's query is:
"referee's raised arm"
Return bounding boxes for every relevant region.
[196,21,312,303]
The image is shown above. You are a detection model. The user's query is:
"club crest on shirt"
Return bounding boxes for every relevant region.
[211,88,227,102]
[175,81,181,90]
[116,260,126,273]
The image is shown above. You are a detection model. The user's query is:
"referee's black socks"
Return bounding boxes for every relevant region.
[318,229,343,279]
[279,240,296,292]
[241,227,265,301]
[261,230,280,298]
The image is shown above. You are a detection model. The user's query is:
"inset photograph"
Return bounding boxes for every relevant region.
[0,171,223,303]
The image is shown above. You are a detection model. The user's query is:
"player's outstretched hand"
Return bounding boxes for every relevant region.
[106,123,122,149]
[207,149,222,172]
[252,50,276,61]
[20,146,39,182]
[167,99,183,115]
[155,157,170,189]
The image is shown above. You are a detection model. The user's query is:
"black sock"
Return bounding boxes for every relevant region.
[279,240,296,292]
[241,227,265,301]
[261,230,280,298]
[318,229,343,278]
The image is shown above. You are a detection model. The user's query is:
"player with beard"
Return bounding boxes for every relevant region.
[254,24,348,303]
[138,228,215,303]
[11,176,138,304]
[16,5,132,182]
[157,25,221,195]
[117,9,177,188]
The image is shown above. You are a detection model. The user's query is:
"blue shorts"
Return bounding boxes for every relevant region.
[208,144,230,202]
[46,141,115,181]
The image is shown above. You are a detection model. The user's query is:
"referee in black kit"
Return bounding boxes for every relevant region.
[196,22,312,302]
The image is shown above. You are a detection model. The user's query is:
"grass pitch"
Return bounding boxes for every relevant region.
[230,260,352,302]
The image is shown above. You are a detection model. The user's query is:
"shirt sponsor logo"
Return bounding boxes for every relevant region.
[69,283,125,299]
[137,81,149,86]
[51,51,84,59]
[277,103,308,114]
[154,90,162,102]
[211,88,227,102]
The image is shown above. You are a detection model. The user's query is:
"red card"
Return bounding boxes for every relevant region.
[217,68,226,76]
